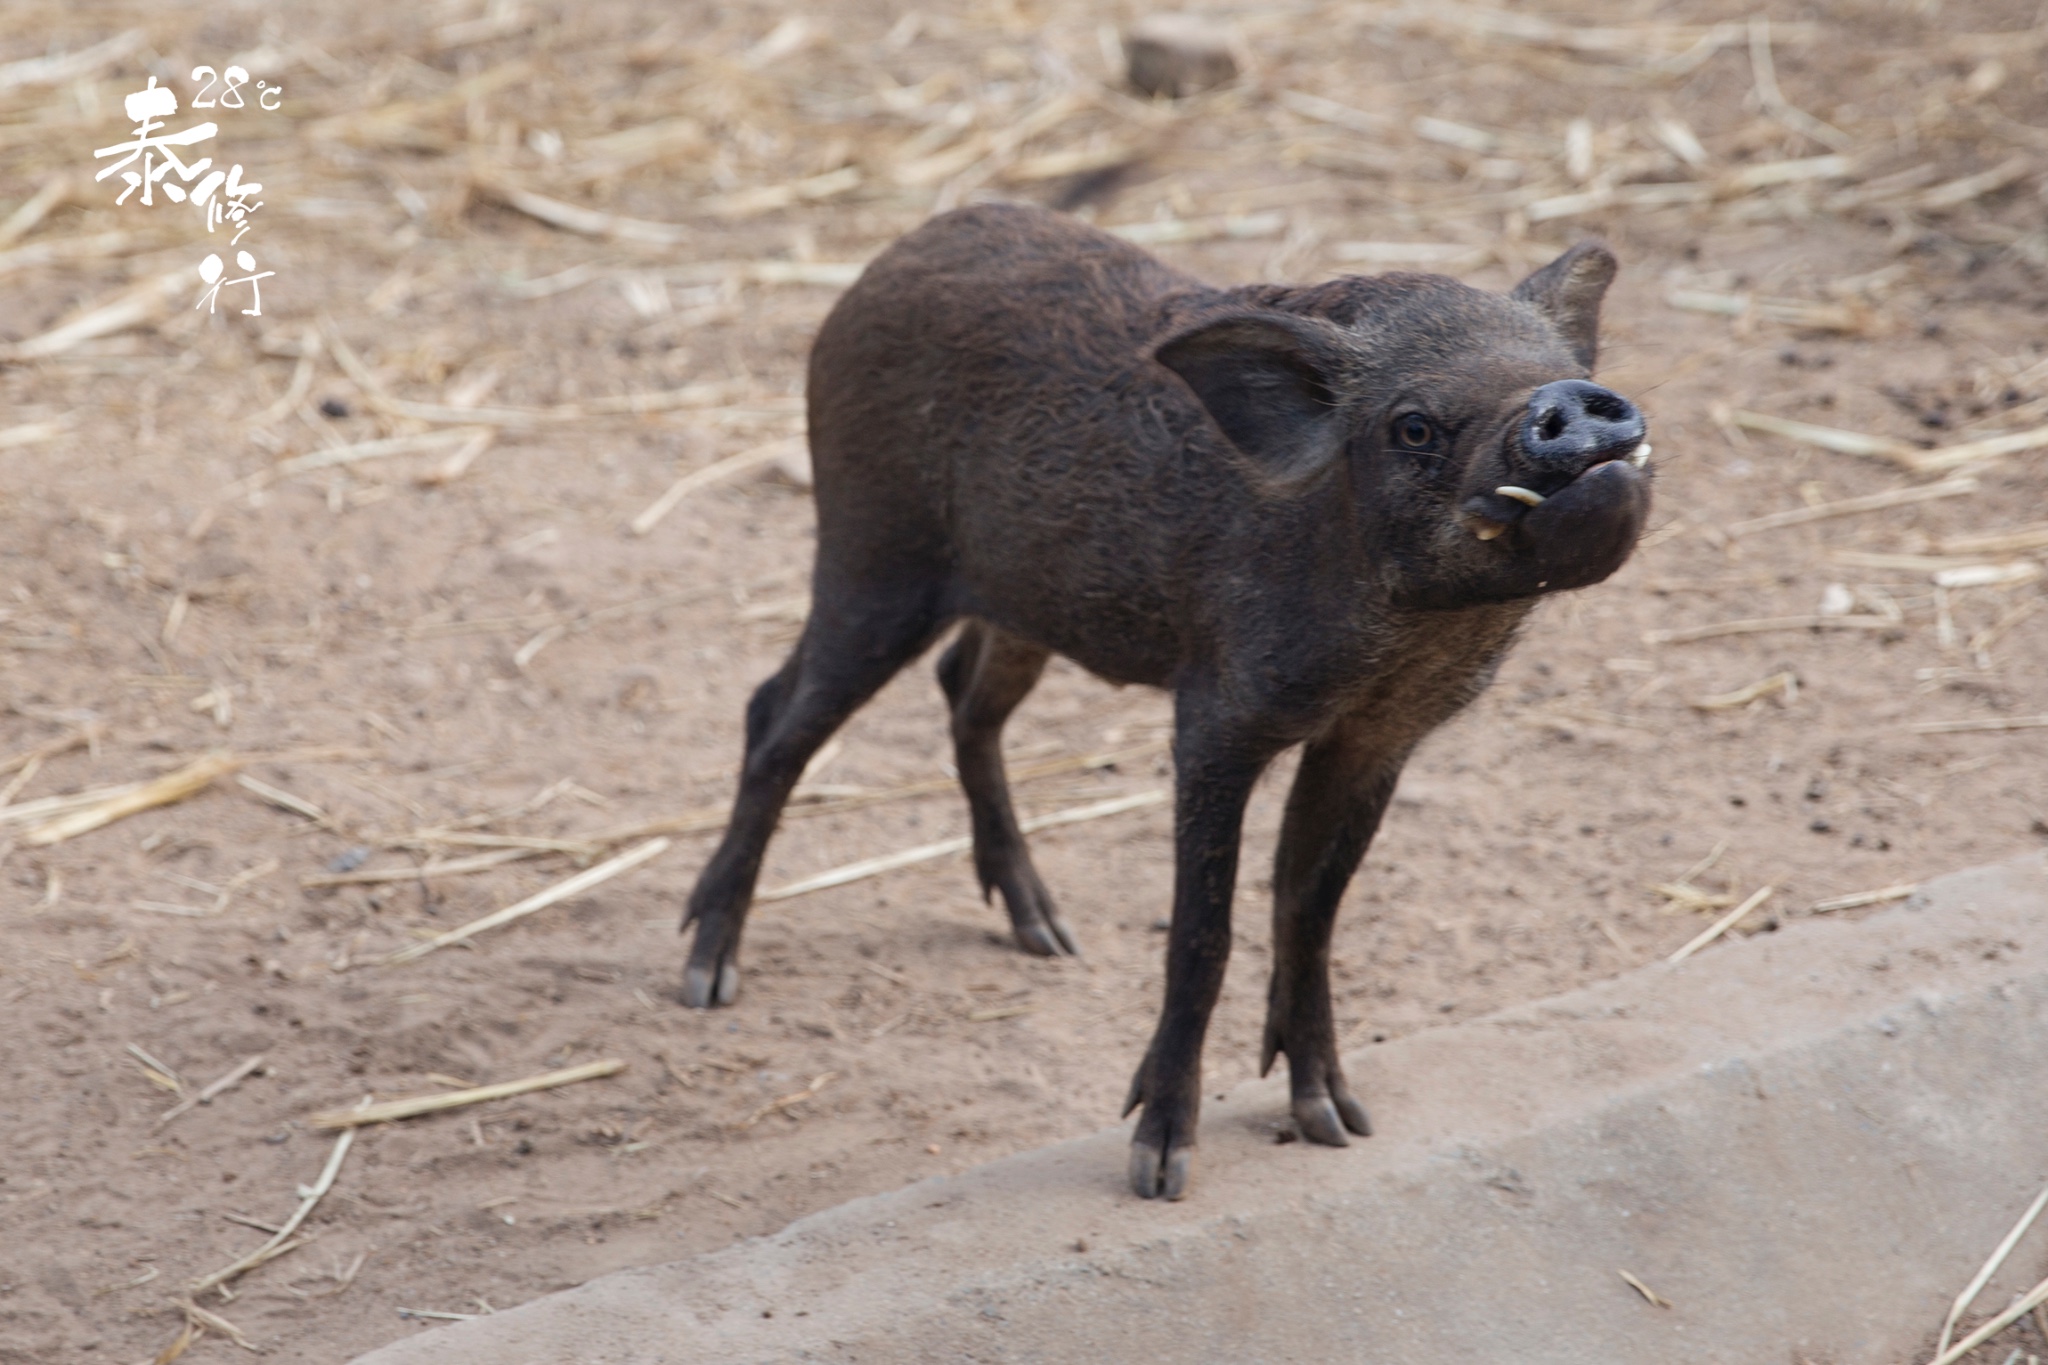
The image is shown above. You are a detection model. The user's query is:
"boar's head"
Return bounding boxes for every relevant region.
[1154,242,1650,611]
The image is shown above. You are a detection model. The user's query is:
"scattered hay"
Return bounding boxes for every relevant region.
[1667,885,1775,963]
[384,836,671,964]
[10,752,240,847]
[308,1059,625,1129]
[189,1117,361,1295]
[757,789,1166,903]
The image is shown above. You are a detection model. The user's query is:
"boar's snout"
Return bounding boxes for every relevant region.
[1519,379,1644,476]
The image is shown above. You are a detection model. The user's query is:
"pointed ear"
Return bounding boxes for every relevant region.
[1153,312,1350,481]
[1512,241,1616,371]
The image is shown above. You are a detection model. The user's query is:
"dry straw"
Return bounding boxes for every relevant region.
[1667,885,1774,963]
[308,1060,625,1129]
[189,1116,361,1294]
[11,752,240,846]
[757,789,1167,902]
[384,836,671,964]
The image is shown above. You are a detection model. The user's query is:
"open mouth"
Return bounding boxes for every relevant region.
[1462,441,1651,541]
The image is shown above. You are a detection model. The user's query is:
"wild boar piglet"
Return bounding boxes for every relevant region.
[679,204,1651,1200]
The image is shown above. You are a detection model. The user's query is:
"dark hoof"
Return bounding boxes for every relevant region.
[1129,1140,1192,1200]
[1293,1091,1372,1146]
[1013,912,1080,958]
[681,960,739,1009]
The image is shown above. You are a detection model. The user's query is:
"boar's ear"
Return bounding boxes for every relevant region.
[1511,241,1616,371]
[1154,313,1350,480]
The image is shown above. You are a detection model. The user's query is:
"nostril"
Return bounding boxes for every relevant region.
[1584,391,1633,422]
[1536,408,1566,443]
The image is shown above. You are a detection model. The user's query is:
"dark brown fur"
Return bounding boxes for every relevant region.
[680,204,1651,1199]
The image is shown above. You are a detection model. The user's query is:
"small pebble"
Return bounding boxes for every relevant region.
[327,846,371,873]
[1124,14,1238,100]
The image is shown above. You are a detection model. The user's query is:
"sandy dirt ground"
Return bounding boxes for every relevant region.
[1,1,2046,1361]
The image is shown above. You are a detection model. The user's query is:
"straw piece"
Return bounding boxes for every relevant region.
[0,417,67,449]
[0,269,188,362]
[1526,182,1713,222]
[21,752,241,846]
[1937,523,2048,556]
[128,1042,185,1093]
[320,322,759,426]
[1908,715,2048,734]
[474,176,690,244]
[757,789,1167,903]
[1749,18,1850,150]
[0,725,94,778]
[1914,155,2034,213]
[0,174,73,249]
[1722,153,1855,191]
[1650,881,1737,912]
[1002,143,1145,183]
[1277,89,1395,135]
[301,847,531,888]
[384,836,671,964]
[1828,550,1991,572]
[1807,883,1918,914]
[1905,421,2048,474]
[1727,410,1918,463]
[1618,1268,1673,1307]
[236,774,330,824]
[1927,1271,2048,1365]
[272,428,487,478]
[1934,562,2039,589]
[1690,671,1797,711]
[968,1004,1036,1022]
[703,166,862,218]
[1644,615,1895,646]
[303,60,533,149]
[631,439,803,536]
[1333,241,1492,269]
[189,1122,358,1293]
[740,1070,835,1127]
[388,830,599,855]
[1667,885,1774,963]
[148,1319,202,1365]
[308,1059,624,1129]
[0,30,142,93]
[1106,213,1285,245]
[180,1300,258,1352]
[416,429,495,486]
[1724,478,1978,537]
[591,739,1169,845]
[156,1054,267,1128]
[733,261,866,287]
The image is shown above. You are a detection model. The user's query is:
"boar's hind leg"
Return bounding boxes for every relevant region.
[681,588,950,1008]
[1124,692,1279,1199]
[935,622,1074,957]
[1260,724,1404,1146]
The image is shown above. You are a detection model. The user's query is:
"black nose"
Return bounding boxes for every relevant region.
[1521,380,1644,469]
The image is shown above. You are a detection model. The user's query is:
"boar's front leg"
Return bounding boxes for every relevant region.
[935,621,1077,956]
[1261,722,1405,1146]
[1124,688,1278,1200]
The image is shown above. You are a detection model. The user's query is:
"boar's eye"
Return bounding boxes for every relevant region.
[1391,412,1440,452]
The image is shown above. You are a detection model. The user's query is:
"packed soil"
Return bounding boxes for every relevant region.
[3,1,2046,1361]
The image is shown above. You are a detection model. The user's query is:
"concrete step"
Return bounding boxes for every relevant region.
[353,851,2048,1365]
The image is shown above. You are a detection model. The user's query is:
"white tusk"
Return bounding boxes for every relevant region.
[1472,520,1506,541]
[1628,442,1651,468]
[1494,485,1545,507]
